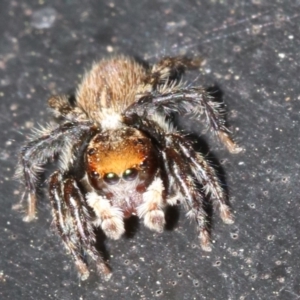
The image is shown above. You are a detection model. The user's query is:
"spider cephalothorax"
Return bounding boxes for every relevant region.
[85,127,160,220]
[16,55,242,280]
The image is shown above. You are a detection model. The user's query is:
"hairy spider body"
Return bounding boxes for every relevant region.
[16,55,241,280]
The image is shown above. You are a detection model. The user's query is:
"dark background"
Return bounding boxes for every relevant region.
[1,0,300,299]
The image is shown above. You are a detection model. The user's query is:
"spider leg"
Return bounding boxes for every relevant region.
[175,137,234,224]
[163,146,212,251]
[49,171,89,279]
[49,171,111,281]
[17,121,97,221]
[126,88,242,153]
[140,56,202,91]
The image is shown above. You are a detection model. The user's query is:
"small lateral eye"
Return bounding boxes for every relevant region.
[139,159,148,168]
[123,168,138,181]
[103,172,119,185]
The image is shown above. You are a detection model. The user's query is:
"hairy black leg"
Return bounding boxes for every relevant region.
[17,121,96,221]
[49,171,90,280]
[163,147,212,251]
[141,57,202,90]
[175,137,234,224]
[49,172,111,280]
[125,88,242,153]
[63,178,111,280]
[177,134,234,223]
[164,130,233,225]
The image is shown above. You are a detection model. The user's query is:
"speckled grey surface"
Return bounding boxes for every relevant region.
[1,1,300,299]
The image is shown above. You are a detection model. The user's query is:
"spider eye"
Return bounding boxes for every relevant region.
[103,172,119,185]
[122,168,138,181]
[139,159,148,168]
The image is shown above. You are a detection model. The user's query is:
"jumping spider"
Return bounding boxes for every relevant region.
[16,55,242,280]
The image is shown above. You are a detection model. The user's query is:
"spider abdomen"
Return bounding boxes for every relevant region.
[76,56,147,118]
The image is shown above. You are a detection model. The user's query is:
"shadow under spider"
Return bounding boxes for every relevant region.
[94,227,110,262]
[124,215,140,238]
[122,207,181,239]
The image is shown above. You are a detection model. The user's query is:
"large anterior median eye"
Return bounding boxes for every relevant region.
[122,168,138,181]
[103,172,120,185]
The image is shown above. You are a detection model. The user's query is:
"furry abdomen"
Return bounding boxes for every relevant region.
[76,56,147,119]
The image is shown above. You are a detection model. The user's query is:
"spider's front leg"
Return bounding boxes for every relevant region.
[49,171,111,281]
